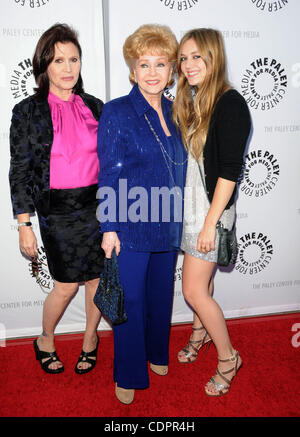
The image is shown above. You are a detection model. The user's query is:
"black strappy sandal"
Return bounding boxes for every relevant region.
[33,339,64,374]
[74,336,99,374]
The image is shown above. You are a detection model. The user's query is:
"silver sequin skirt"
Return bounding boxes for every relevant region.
[180,154,235,262]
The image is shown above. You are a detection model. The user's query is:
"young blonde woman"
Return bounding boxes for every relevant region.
[173,29,251,396]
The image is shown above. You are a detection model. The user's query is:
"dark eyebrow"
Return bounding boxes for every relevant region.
[180,50,200,56]
[53,55,79,59]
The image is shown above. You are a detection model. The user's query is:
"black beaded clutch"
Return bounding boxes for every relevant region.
[94,250,127,325]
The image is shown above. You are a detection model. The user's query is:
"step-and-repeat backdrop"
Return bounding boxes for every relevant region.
[1,0,299,339]
[106,0,300,324]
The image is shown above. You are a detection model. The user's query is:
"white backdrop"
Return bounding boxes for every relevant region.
[1,0,299,340]
[105,0,300,323]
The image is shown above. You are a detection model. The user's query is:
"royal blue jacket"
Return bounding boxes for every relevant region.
[97,85,187,252]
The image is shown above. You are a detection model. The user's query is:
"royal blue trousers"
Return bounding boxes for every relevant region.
[113,250,177,389]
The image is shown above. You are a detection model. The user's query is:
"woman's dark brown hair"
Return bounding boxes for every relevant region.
[33,23,84,100]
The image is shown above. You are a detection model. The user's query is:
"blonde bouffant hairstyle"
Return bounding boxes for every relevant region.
[173,28,231,161]
[123,24,178,87]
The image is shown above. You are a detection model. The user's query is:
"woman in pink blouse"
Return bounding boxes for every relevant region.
[9,24,104,374]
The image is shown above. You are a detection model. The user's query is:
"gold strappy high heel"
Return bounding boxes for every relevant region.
[178,326,212,363]
[205,350,242,397]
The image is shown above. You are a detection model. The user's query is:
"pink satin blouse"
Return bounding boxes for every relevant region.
[48,91,99,189]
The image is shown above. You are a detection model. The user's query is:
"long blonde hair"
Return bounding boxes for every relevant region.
[173,28,230,161]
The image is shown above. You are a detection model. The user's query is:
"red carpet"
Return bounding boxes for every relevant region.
[0,313,299,417]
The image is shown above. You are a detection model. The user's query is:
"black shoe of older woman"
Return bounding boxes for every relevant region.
[74,335,99,374]
[33,339,64,374]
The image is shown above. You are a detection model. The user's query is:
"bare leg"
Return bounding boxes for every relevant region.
[181,254,241,392]
[37,280,79,370]
[76,277,101,371]
[177,276,213,361]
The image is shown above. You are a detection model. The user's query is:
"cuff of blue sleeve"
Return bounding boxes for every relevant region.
[99,222,120,233]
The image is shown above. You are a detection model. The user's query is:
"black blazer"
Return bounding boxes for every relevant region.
[9,93,103,217]
[203,89,251,209]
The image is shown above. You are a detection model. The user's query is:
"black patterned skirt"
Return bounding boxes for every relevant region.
[38,184,104,283]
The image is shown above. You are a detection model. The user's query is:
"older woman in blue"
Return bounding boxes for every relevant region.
[97,24,186,404]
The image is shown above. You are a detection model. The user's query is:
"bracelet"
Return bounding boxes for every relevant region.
[17,222,32,230]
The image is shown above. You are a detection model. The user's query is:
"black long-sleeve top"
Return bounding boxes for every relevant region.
[203,89,251,209]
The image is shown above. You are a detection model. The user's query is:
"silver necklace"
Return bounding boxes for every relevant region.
[144,114,188,166]
[144,113,186,200]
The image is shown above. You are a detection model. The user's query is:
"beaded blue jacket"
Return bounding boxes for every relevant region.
[97,85,187,252]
